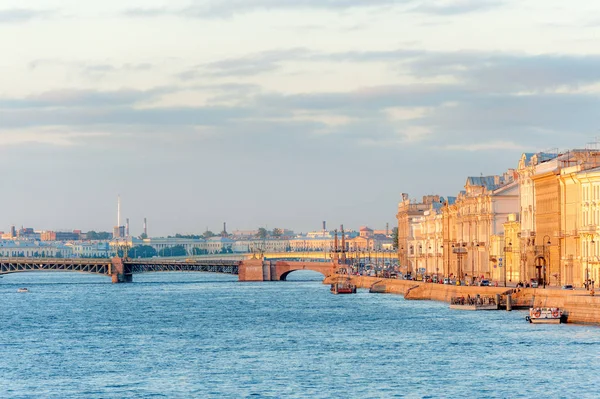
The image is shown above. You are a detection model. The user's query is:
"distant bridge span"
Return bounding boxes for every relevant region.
[0,256,339,283]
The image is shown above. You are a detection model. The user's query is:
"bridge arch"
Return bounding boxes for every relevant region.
[279,268,327,281]
[275,261,334,281]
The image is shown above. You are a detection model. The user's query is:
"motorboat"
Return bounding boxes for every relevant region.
[450,295,498,311]
[525,307,564,324]
[17,288,29,293]
[330,281,357,294]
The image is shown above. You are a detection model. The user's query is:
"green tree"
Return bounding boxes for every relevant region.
[392,227,399,250]
[139,233,148,239]
[128,245,157,258]
[192,247,208,255]
[203,230,215,238]
[174,233,202,239]
[158,245,187,257]
[272,228,283,237]
[87,231,112,240]
[256,227,268,239]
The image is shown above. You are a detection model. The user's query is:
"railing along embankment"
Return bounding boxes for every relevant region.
[404,283,509,302]
[324,275,417,296]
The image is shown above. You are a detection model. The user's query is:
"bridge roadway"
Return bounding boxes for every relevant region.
[0,256,339,283]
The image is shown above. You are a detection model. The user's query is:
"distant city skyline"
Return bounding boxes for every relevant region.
[0,217,395,238]
[1,0,599,235]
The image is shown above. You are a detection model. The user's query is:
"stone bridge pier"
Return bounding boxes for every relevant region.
[238,259,335,281]
[111,257,133,283]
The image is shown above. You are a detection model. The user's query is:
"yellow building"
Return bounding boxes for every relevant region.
[452,173,519,284]
[503,214,521,283]
[397,194,445,275]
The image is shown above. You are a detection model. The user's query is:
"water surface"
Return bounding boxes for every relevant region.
[2,271,599,398]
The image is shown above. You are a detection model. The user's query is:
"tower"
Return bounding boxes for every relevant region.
[340,224,346,264]
[143,218,147,237]
[222,222,227,237]
[113,195,125,238]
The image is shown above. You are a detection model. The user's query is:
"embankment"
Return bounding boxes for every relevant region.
[324,275,600,325]
[511,288,600,325]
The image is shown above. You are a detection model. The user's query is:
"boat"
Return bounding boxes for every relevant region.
[525,307,564,324]
[330,280,357,294]
[449,295,498,311]
[17,288,29,293]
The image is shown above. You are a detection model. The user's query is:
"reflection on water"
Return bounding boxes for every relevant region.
[2,271,600,399]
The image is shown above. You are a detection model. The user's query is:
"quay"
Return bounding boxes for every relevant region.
[327,274,600,325]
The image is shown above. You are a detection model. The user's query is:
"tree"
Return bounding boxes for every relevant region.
[139,233,148,239]
[172,234,202,239]
[256,227,268,239]
[128,245,157,258]
[158,245,187,257]
[203,230,215,238]
[87,231,112,240]
[392,227,399,250]
[272,228,283,237]
[192,247,208,255]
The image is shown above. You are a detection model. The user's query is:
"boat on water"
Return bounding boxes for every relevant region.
[17,288,29,293]
[449,295,498,311]
[330,281,357,294]
[525,307,564,324]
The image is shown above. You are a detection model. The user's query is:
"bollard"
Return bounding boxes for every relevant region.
[495,294,501,310]
[506,294,512,311]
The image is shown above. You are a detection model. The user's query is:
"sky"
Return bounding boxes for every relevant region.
[0,0,599,236]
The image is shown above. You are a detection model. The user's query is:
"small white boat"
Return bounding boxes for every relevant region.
[17,288,29,293]
[526,307,563,324]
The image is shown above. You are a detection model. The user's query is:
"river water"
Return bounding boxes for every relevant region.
[2,271,600,398]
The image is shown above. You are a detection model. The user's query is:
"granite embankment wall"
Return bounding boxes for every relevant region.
[324,275,600,325]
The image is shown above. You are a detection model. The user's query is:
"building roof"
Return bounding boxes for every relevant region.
[207,237,234,243]
[466,176,502,191]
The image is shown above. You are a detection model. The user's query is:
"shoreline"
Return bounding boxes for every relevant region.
[324,275,600,325]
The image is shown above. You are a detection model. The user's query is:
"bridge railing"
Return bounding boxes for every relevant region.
[0,257,111,264]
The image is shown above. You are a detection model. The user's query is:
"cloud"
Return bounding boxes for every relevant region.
[0,8,55,23]
[203,48,312,78]
[123,0,509,19]
[0,88,171,109]
[410,0,505,15]
[0,130,109,147]
[2,48,599,154]
[442,140,526,151]
[124,1,400,18]
[28,59,154,80]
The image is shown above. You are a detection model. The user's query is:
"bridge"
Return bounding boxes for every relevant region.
[0,256,339,283]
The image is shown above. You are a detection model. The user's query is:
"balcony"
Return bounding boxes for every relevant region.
[578,225,597,234]
[452,247,468,254]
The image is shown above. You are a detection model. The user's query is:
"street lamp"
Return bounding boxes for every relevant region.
[543,235,551,289]
[419,244,423,278]
[409,245,414,276]
[586,236,595,290]
[504,239,512,287]
[437,245,442,281]
[470,240,478,285]
[427,245,432,278]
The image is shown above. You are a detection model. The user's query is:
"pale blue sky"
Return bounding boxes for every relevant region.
[0,0,599,235]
